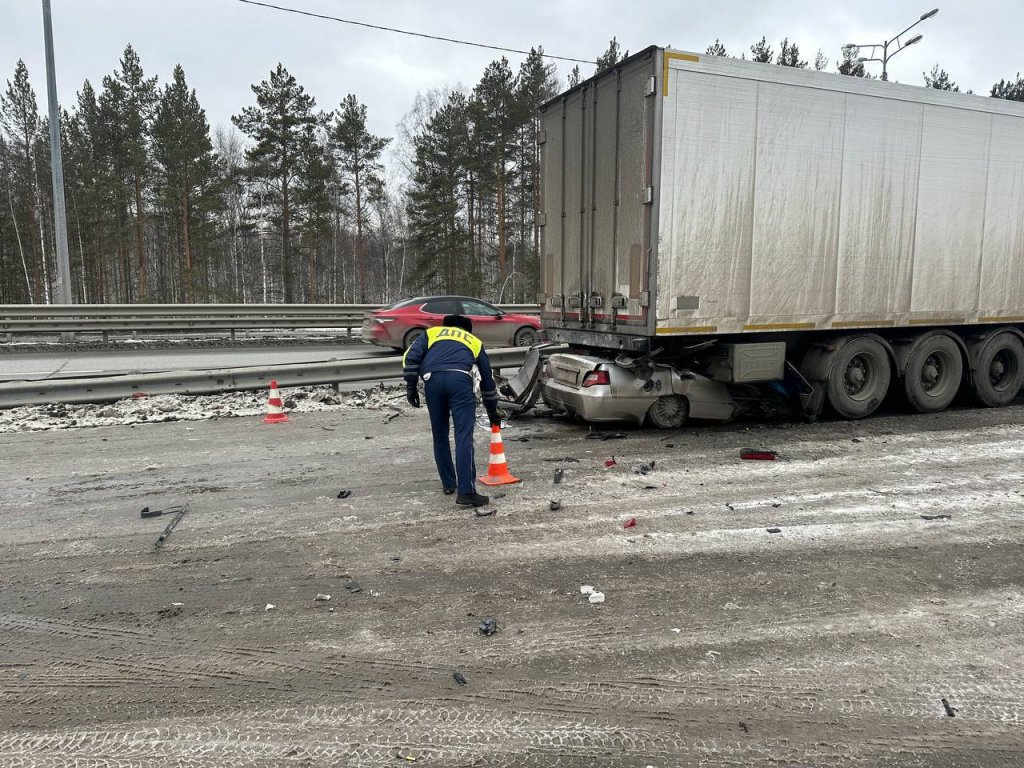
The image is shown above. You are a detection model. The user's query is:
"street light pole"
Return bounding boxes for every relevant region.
[41,0,73,306]
[842,8,938,82]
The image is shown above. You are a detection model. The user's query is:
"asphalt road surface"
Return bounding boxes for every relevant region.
[2,402,1023,766]
[0,342,394,381]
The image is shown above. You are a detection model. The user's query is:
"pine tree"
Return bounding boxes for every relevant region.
[472,58,519,287]
[407,92,473,294]
[838,47,868,77]
[232,64,320,302]
[990,73,1024,101]
[706,40,728,57]
[595,37,625,74]
[106,45,158,299]
[329,94,390,303]
[1,60,46,303]
[750,37,773,63]
[152,64,218,302]
[567,65,581,88]
[814,51,829,71]
[923,65,960,92]
[776,38,807,68]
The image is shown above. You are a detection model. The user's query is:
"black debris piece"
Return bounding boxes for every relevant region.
[553,468,564,484]
[586,430,627,440]
[542,457,580,463]
[634,460,656,475]
[493,492,506,499]
[453,671,468,686]
[154,503,190,549]
[686,510,694,515]
[337,489,352,499]
[739,721,750,733]
[665,443,675,448]
[772,503,782,508]
[941,698,957,717]
[920,514,951,521]
[390,556,402,562]
[766,527,782,534]
[549,500,561,511]
[478,617,498,636]
[475,508,496,517]
[141,504,185,519]
[644,485,657,490]
[383,411,400,424]
[344,580,362,593]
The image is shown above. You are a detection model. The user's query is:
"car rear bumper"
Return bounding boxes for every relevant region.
[540,378,653,424]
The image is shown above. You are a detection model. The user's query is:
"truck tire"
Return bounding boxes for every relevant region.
[826,336,891,419]
[902,333,963,413]
[970,331,1024,407]
[646,395,688,429]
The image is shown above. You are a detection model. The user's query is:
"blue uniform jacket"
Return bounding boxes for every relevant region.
[402,327,498,406]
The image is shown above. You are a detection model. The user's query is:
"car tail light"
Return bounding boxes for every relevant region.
[375,317,394,323]
[582,370,610,387]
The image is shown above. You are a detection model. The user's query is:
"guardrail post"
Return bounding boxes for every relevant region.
[102,331,108,343]
[231,328,236,341]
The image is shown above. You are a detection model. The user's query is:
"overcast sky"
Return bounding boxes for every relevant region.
[3,0,1021,175]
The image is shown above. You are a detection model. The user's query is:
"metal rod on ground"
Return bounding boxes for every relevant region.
[41,0,75,341]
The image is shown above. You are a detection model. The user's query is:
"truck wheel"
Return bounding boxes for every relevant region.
[647,395,688,429]
[514,326,539,347]
[826,336,891,419]
[403,327,426,349]
[903,334,963,413]
[971,331,1024,407]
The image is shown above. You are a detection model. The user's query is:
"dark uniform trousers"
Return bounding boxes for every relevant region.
[424,371,477,494]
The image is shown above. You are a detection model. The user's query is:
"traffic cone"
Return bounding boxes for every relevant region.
[479,424,521,486]
[262,380,290,424]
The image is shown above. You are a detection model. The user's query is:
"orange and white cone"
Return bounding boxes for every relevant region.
[262,380,290,424]
[479,424,521,486]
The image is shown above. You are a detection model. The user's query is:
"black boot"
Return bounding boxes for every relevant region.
[456,492,489,507]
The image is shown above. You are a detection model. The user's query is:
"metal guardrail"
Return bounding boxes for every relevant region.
[0,347,529,408]
[0,303,541,339]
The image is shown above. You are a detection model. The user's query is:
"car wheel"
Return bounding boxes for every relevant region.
[403,327,426,349]
[514,326,539,347]
[646,395,688,429]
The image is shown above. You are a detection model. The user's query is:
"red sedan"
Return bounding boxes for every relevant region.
[362,296,541,351]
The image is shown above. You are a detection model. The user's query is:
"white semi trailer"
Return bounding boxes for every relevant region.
[528,46,1024,427]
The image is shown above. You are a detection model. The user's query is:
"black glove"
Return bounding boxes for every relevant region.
[487,408,502,427]
[406,383,421,408]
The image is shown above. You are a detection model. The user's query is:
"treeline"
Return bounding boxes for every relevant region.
[1,38,1022,305]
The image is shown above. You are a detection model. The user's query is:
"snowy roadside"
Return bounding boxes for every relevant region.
[0,384,407,434]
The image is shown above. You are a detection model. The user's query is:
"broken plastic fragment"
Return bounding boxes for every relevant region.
[588,591,605,604]
[553,468,564,484]
[264,604,275,611]
[337,489,352,499]
[453,671,468,686]
[623,517,637,529]
[478,617,498,636]
[604,457,617,469]
[549,499,561,511]
[740,449,777,461]
[580,585,595,595]
[315,594,331,601]
[766,527,782,534]
[344,580,362,593]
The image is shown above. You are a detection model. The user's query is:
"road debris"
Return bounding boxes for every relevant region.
[549,499,561,511]
[478,617,498,636]
[740,448,777,460]
[337,489,352,499]
[921,514,951,520]
[154,502,190,549]
[588,591,606,604]
[344,580,362,593]
[766,527,782,534]
[140,504,186,519]
[264,604,275,611]
[553,468,564,484]
[475,508,496,517]
[604,457,617,469]
[941,697,957,717]
[586,430,627,440]
[542,456,580,463]
[315,593,331,601]
[634,460,656,475]
[739,721,750,733]
[453,671,468,686]
[623,517,638,529]
[580,585,595,595]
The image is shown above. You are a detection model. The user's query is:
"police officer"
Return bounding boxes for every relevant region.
[403,314,501,507]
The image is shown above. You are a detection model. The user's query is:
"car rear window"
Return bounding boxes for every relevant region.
[422,299,460,315]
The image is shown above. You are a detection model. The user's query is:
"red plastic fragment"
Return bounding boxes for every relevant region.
[131,392,149,400]
[740,449,777,461]
[623,517,637,529]
[604,457,617,469]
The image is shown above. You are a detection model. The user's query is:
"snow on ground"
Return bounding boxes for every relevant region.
[0,384,406,434]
